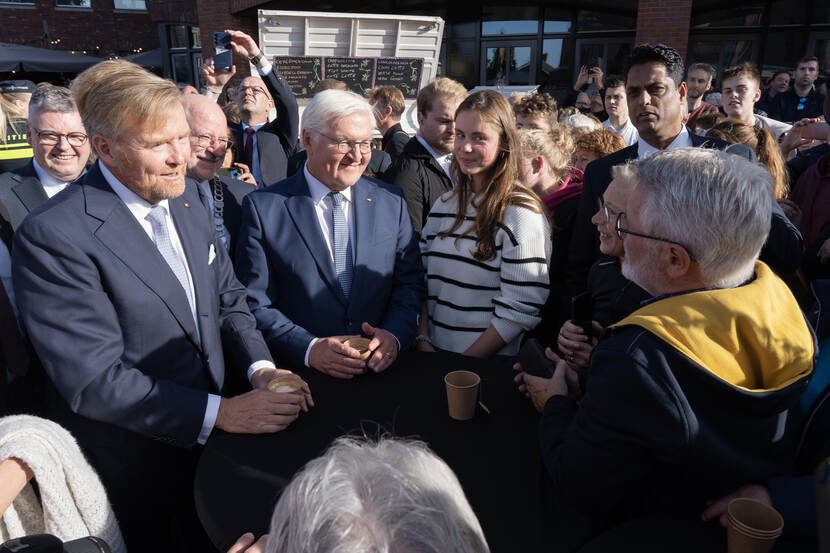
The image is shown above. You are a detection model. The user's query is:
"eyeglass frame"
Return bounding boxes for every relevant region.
[237,85,268,97]
[190,133,233,150]
[315,131,373,155]
[30,125,88,147]
[614,211,698,262]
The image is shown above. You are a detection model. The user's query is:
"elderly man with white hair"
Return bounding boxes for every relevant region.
[516,148,815,550]
[234,89,424,378]
[228,437,490,553]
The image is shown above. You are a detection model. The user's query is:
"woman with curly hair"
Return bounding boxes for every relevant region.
[416,90,551,357]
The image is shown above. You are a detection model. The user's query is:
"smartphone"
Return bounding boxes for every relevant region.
[570,292,594,337]
[518,338,555,378]
[216,167,241,179]
[212,32,233,71]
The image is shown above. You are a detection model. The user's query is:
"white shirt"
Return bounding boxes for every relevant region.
[32,158,83,198]
[602,117,640,147]
[100,162,274,444]
[416,135,453,179]
[637,125,694,159]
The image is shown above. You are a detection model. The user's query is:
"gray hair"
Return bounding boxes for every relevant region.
[561,113,600,131]
[614,148,773,288]
[301,89,374,135]
[29,83,77,119]
[265,437,490,553]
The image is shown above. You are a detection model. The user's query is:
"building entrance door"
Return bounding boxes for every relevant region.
[480,41,537,86]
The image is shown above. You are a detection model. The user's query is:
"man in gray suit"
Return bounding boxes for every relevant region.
[12,60,311,552]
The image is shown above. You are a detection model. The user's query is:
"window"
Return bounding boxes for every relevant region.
[114,0,146,10]
[543,8,572,33]
[691,2,763,28]
[761,31,807,75]
[577,10,636,32]
[56,0,90,6]
[482,6,539,36]
[167,25,189,49]
[768,0,808,26]
[0,0,35,5]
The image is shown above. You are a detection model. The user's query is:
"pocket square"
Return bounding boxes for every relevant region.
[208,243,216,265]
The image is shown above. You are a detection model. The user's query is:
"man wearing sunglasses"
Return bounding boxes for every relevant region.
[235,89,424,378]
[517,148,814,550]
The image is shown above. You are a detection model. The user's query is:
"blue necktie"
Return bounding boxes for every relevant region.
[329,191,353,299]
[145,204,195,317]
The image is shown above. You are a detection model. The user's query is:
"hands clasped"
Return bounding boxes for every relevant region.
[308,322,398,379]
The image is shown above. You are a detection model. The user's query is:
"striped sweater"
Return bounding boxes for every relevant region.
[420,191,551,356]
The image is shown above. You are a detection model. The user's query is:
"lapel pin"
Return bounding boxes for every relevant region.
[366,198,372,202]
[184,202,190,208]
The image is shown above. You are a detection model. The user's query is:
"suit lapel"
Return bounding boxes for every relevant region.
[11,175,48,215]
[84,165,201,349]
[350,178,376,310]
[283,173,348,307]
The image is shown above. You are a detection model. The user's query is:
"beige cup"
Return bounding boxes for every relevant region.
[726,498,784,553]
[444,370,480,421]
[345,337,373,362]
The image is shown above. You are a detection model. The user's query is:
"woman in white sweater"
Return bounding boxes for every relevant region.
[417,90,551,357]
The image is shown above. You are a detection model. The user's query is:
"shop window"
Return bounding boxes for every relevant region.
[114,0,146,9]
[482,6,539,36]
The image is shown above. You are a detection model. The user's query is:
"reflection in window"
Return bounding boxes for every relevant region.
[56,0,91,7]
[482,21,538,36]
[768,0,807,26]
[191,27,201,49]
[691,4,763,28]
[171,54,193,84]
[485,46,531,86]
[761,32,806,75]
[544,9,572,33]
[482,6,539,36]
[447,38,478,89]
[167,25,188,49]
[689,39,754,75]
[113,0,146,9]
[0,0,36,4]
[540,38,571,86]
[577,10,636,32]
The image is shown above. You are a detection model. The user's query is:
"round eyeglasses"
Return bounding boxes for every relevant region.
[31,126,88,147]
[614,212,698,262]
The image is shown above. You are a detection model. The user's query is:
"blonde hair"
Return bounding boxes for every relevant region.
[368,85,406,118]
[0,93,29,144]
[416,77,468,118]
[71,60,182,144]
[519,128,570,183]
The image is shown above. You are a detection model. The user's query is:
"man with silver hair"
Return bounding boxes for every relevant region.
[516,148,815,549]
[235,89,424,377]
[229,437,490,553]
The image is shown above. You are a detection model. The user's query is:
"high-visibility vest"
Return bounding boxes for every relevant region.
[0,118,33,165]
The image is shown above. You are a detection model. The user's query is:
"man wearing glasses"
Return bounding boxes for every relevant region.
[222,29,299,187]
[0,84,90,414]
[182,94,254,259]
[235,89,425,378]
[517,148,814,550]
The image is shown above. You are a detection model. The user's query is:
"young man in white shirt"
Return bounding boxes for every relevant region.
[601,78,638,146]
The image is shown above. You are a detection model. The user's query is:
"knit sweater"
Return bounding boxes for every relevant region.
[420,191,551,355]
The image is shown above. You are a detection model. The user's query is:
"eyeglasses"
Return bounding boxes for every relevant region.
[316,131,373,155]
[238,86,267,97]
[597,196,621,225]
[614,212,698,262]
[30,126,88,147]
[190,134,233,150]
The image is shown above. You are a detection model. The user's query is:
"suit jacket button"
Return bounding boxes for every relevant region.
[346,319,352,327]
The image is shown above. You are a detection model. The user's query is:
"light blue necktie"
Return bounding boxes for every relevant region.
[329,191,353,299]
[146,204,195,315]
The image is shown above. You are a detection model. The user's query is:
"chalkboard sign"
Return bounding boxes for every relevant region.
[273,56,322,98]
[324,57,375,95]
[374,58,423,99]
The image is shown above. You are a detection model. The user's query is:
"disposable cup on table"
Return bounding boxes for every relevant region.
[444,370,480,421]
[726,498,784,553]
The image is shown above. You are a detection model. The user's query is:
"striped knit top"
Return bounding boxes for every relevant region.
[420,191,552,356]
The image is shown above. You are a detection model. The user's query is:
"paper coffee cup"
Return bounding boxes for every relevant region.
[726,498,783,553]
[444,370,480,421]
[345,337,373,362]
[267,374,304,395]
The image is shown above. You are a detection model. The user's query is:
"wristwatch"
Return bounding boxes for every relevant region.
[249,51,264,65]
[414,335,433,346]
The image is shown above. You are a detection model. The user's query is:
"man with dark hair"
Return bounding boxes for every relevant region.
[565,43,802,301]
[768,56,825,122]
[600,78,638,146]
[757,70,791,114]
[685,62,718,132]
[368,85,410,163]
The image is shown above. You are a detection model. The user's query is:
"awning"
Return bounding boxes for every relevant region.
[122,48,163,69]
[0,42,104,73]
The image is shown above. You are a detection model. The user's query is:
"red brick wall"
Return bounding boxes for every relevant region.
[196,0,258,82]
[635,0,692,60]
[0,0,196,58]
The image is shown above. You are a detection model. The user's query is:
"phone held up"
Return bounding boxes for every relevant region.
[212,32,233,71]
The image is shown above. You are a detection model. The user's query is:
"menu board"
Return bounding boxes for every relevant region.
[374,58,423,98]
[272,56,322,98]
[272,55,424,99]
[324,57,375,95]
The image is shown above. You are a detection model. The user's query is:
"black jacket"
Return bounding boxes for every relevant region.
[767,88,826,123]
[230,66,299,187]
[565,136,802,297]
[381,122,411,164]
[193,175,255,260]
[383,136,453,234]
[0,160,49,231]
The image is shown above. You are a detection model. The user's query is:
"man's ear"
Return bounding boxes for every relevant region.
[677,81,688,103]
[92,135,113,163]
[664,243,693,280]
[300,129,313,151]
[26,123,34,147]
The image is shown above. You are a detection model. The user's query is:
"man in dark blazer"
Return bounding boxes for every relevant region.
[225,30,299,187]
[368,85,410,163]
[182,94,255,259]
[565,44,803,299]
[235,89,425,378]
[12,60,309,552]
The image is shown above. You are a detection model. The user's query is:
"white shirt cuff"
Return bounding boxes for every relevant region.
[304,338,318,368]
[198,394,222,445]
[257,63,273,77]
[247,359,277,384]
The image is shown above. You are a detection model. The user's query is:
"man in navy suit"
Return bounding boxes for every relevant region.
[235,89,425,378]
[12,60,310,552]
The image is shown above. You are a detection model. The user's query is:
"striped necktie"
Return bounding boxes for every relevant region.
[328,191,353,299]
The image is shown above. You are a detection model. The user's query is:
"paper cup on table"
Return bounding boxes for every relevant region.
[444,370,480,421]
[726,498,783,553]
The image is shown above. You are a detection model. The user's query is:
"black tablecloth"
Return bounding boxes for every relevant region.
[195,351,546,552]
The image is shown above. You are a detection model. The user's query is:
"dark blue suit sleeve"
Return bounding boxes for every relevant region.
[378,195,425,349]
[565,160,602,297]
[12,217,207,446]
[234,194,317,367]
[262,65,300,159]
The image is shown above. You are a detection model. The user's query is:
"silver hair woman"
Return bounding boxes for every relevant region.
[613,147,773,289]
[301,89,374,135]
[265,437,489,553]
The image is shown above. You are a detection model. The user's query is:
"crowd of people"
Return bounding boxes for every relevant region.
[0,27,829,553]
